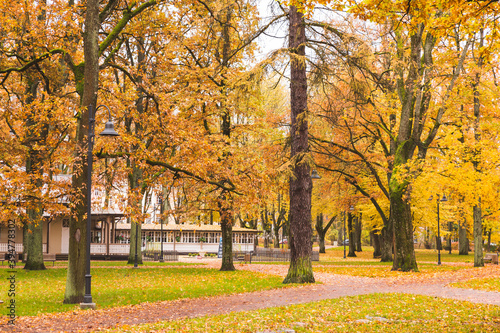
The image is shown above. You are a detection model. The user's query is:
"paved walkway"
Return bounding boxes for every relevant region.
[3,263,500,332]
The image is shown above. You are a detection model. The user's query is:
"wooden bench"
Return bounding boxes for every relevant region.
[23,253,57,266]
[0,253,18,265]
[235,253,252,264]
[43,253,57,266]
[484,253,499,265]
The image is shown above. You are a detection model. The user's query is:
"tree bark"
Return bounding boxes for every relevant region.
[314,213,334,254]
[128,220,143,265]
[338,223,344,245]
[473,204,483,267]
[355,213,362,252]
[390,169,417,271]
[24,207,46,270]
[472,29,484,267]
[486,229,492,252]
[424,227,432,249]
[126,36,146,266]
[24,78,46,271]
[380,224,393,262]
[64,0,99,304]
[347,213,356,257]
[371,230,382,258]
[219,194,235,271]
[458,219,469,255]
[436,235,442,251]
[127,163,144,266]
[284,6,314,284]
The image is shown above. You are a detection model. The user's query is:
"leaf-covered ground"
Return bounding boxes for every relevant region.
[1,266,285,316]
[120,294,500,333]
[451,276,500,292]
[3,259,499,332]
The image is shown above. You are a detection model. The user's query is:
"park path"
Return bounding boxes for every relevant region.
[2,262,500,332]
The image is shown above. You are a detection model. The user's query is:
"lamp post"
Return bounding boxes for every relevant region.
[159,193,164,262]
[81,104,119,310]
[436,194,448,266]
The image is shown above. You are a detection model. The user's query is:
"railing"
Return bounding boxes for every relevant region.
[90,244,131,255]
[142,250,178,262]
[90,244,107,254]
[244,248,319,262]
[0,243,24,253]
[109,244,129,254]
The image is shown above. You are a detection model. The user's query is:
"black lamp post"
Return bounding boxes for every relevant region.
[436,194,448,266]
[159,194,164,262]
[81,104,119,310]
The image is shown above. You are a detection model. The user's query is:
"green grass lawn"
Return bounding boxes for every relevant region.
[451,277,500,292]
[117,293,500,332]
[0,267,286,317]
[0,261,204,268]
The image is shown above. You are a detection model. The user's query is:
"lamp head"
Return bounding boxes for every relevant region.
[99,120,119,136]
[311,169,321,179]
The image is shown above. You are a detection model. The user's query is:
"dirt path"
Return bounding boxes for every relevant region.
[3,263,500,332]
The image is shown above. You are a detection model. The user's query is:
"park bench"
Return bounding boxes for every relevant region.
[234,252,252,264]
[22,253,57,266]
[43,253,57,266]
[483,253,499,265]
[0,253,17,265]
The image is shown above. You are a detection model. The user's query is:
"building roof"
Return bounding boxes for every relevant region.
[115,223,259,233]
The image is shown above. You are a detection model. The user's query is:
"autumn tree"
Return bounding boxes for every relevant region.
[0,0,73,271]
[63,0,159,304]
[303,0,500,272]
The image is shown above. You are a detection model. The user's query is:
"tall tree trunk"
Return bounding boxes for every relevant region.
[372,230,382,258]
[446,222,452,253]
[316,213,325,253]
[219,193,235,271]
[380,224,393,262]
[24,77,46,270]
[24,154,46,271]
[436,235,442,251]
[338,222,344,245]
[424,227,432,249]
[126,36,146,266]
[390,178,417,271]
[486,229,492,252]
[283,6,314,284]
[458,219,469,255]
[127,163,144,265]
[355,213,362,252]
[347,213,356,257]
[216,3,236,271]
[128,219,143,265]
[64,0,99,304]
[473,204,483,267]
[22,226,28,263]
[273,213,281,248]
[472,29,484,268]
